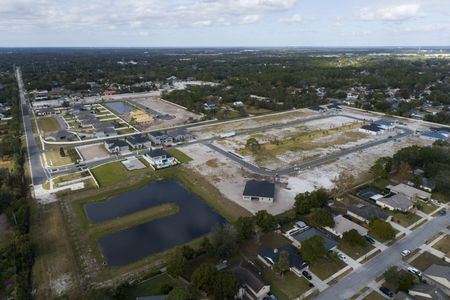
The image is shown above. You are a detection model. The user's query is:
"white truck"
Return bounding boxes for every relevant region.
[220,131,236,138]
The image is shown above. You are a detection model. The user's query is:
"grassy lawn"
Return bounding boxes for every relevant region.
[339,241,374,260]
[417,201,438,214]
[263,269,311,300]
[167,148,193,163]
[45,149,75,166]
[125,273,187,300]
[410,251,450,271]
[308,254,346,280]
[91,161,131,187]
[369,228,399,243]
[364,291,386,300]
[37,116,60,132]
[432,235,450,254]
[389,211,421,227]
[432,193,449,203]
[116,127,136,134]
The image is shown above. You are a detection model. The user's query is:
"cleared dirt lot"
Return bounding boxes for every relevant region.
[77,143,110,161]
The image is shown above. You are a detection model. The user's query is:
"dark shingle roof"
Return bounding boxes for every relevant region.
[106,139,128,148]
[231,261,267,293]
[243,180,275,198]
[127,134,149,145]
[361,123,382,132]
[290,227,338,251]
[348,203,389,221]
[259,245,308,270]
[148,148,168,158]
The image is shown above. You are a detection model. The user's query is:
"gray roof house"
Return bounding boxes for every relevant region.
[423,265,450,295]
[126,134,152,149]
[258,245,309,277]
[242,180,275,203]
[290,227,338,251]
[148,131,173,145]
[347,203,390,223]
[104,139,129,154]
[375,193,414,212]
[232,261,271,300]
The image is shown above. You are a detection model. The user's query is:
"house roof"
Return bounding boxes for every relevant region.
[374,119,395,127]
[258,245,308,270]
[231,261,267,293]
[106,139,128,148]
[377,193,413,211]
[348,203,389,221]
[127,134,150,145]
[421,131,447,140]
[331,215,368,236]
[243,180,275,198]
[389,183,431,199]
[409,283,447,300]
[148,148,168,158]
[150,131,171,139]
[290,227,338,251]
[361,123,382,132]
[424,264,450,282]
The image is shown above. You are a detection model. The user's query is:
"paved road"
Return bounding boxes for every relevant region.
[204,126,413,176]
[16,67,49,185]
[314,211,449,300]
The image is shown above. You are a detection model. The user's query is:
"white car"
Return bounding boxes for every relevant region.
[408,267,422,276]
[401,249,411,257]
[338,253,347,261]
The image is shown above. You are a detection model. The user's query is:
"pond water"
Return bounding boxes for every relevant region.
[84,179,226,266]
[105,101,134,114]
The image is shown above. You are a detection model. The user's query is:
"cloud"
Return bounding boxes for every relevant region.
[241,14,260,24]
[359,4,422,22]
[280,13,302,24]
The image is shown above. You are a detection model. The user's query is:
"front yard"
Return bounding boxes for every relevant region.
[339,241,374,260]
[37,116,60,132]
[262,268,311,300]
[308,254,347,280]
[388,211,420,228]
[433,235,450,254]
[410,251,450,271]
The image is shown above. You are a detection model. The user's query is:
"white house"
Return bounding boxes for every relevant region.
[104,139,129,154]
[143,149,178,169]
[242,180,275,203]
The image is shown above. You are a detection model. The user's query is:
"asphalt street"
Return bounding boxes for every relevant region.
[16,67,49,185]
[314,212,449,300]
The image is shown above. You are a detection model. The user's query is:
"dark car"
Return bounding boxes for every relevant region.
[379,287,394,298]
[302,270,312,280]
[365,236,376,244]
[439,210,447,216]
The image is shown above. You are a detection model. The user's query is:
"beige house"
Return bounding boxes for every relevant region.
[325,215,368,238]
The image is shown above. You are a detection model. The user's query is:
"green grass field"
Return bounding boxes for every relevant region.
[90,161,130,187]
[308,254,347,280]
[389,211,421,227]
[339,241,374,260]
[167,148,192,163]
[124,273,187,300]
[410,251,449,271]
[37,116,60,132]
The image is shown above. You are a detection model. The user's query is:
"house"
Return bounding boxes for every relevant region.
[419,177,435,193]
[359,123,383,135]
[374,119,396,130]
[258,245,309,277]
[376,193,413,212]
[47,130,76,141]
[421,131,448,141]
[165,75,177,84]
[409,283,447,300]
[36,107,56,116]
[126,134,152,149]
[388,183,432,201]
[104,139,129,154]
[144,149,178,169]
[289,227,338,251]
[231,261,270,300]
[347,203,390,223]
[423,265,450,295]
[242,180,275,203]
[148,132,173,145]
[168,128,193,143]
[325,215,368,238]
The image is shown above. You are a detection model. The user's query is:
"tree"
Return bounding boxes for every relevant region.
[273,251,290,277]
[181,245,195,260]
[59,147,66,157]
[167,288,190,300]
[166,247,187,278]
[246,137,261,152]
[396,161,413,181]
[384,266,414,292]
[331,171,355,198]
[342,229,366,247]
[294,189,330,215]
[254,210,276,232]
[369,219,395,241]
[300,235,327,261]
[234,216,254,241]
[209,223,239,259]
[311,208,335,227]
[370,157,393,179]
[212,272,239,300]
[191,263,217,293]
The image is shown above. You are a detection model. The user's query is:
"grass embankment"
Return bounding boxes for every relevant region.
[37,116,60,132]
[167,148,192,163]
[240,121,367,164]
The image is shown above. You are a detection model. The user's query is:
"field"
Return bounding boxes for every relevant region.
[263,269,311,300]
[37,116,60,132]
[363,291,386,300]
[167,148,192,163]
[45,149,74,166]
[90,161,131,187]
[308,255,347,280]
[77,143,110,161]
[389,211,421,227]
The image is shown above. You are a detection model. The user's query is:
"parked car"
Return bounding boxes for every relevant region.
[379,287,394,298]
[338,253,347,262]
[401,249,411,257]
[365,236,376,244]
[408,267,422,277]
[438,210,447,216]
[302,270,312,280]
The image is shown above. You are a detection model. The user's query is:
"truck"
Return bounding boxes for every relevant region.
[220,131,236,138]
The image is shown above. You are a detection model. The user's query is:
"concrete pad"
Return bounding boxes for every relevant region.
[77,143,110,161]
[121,157,146,170]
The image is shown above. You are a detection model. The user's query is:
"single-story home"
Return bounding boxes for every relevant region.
[104,139,129,154]
[359,123,383,135]
[347,203,390,223]
[242,180,275,203]
[423,265,450,296]
[388,183,432,201]
[409,283,447,300]
[376,193,414,212]
[126,134,152,149]
[36,107,56,116]
[47,130,76,141]
[374,119,396,130]
[289,227,338,251]
[148,132,173,145]
[258,245,309,277]
[421,131,449,141]
[143,149,178,169]
[231,261,271,300]
[325,215,368,238]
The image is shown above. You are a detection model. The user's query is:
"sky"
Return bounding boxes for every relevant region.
[1,0,450,47]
